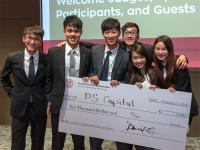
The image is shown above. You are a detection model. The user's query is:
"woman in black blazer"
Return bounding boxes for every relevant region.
[153,35,198,130]
[118,43,158,150]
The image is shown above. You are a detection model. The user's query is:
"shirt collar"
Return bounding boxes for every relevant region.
[126,47,130,52]
[105,44,119,55]
[65,43,80,56]
[24,49,39,61]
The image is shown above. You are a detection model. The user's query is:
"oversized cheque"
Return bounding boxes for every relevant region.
[59,77,191,150]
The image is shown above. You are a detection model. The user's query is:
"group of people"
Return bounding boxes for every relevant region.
[0,15,198,150]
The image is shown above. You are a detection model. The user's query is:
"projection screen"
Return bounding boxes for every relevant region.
[41,0,200,68]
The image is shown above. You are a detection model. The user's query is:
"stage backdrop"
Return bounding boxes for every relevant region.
[41,0,200,68]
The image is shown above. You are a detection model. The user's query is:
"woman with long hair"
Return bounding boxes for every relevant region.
[153,35,198,132]
[128,43,157,89]
[121,43,158,150]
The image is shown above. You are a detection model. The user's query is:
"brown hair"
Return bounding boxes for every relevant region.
[122,22,140,36]
[63,15,83,31]
[129,43,157,85]
[23,24,44,38]
[153,35,176,88]
[101,17,120,33]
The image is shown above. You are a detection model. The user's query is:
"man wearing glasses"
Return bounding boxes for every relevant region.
[121,22,187,68]
[1,25,47,150]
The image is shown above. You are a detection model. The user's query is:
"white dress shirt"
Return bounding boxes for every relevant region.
[65,43,80,78]
[24,49,39,77]
[141,74,151,88]
[103,45,119,81]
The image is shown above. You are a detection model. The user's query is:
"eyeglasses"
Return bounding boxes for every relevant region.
[25,36,41,42]
[123,31,138,36]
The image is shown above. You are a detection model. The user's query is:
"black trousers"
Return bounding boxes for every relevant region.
[135,145,155,150]
[51,114,85,150]
[89,138,132,150]
[11,103,47,150]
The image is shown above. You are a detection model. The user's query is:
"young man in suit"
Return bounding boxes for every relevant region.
[89,18,130,150]
[121,22,187,68]
[0,25,47,150]
[46,15,91,150]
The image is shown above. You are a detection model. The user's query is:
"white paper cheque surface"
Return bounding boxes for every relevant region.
[59,77,192,150]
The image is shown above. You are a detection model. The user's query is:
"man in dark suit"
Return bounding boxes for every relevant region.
[46,15,91,150]
[120,22,153,61]
[89,18,129,150]
[121,22,187,68]
[0,25,47,150]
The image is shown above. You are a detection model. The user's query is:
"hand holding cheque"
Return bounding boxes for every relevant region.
[59,77,192,150]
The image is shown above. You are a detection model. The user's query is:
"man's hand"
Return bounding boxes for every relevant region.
[110,80,120,87]
[176,54,187,69]
[82,76,90,81]
[187,125,191,135]
[47,102,51,118]
[56,41,67,47]
[168,87,176,93]
[90,75,99,85]
[135,82,143,89]
[149,84,157,91]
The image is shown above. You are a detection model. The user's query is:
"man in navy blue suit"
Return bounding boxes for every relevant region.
[89,17,130,150]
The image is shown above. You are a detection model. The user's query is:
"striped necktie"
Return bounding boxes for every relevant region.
[69,49,76,76]
[100,51,112,81]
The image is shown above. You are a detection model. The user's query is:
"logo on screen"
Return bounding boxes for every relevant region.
[65,79,74,88]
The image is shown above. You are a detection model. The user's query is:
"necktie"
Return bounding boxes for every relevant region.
[28,56,35,82]
[69,49,76,76]
[100,51,112,81]
[162,66,166,79]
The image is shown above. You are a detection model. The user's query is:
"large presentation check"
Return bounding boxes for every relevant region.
[59,77,192,150]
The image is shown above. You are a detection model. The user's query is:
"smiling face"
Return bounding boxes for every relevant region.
[131,51,146,70]
[102,28,120,49]
[64,25,82,48]
[122,27,139,47]
[154,41,168,63]
[22,33,42,55]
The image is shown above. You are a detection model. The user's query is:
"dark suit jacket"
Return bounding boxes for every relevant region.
[140,42,153,62]
[90,44,129,82]
[47,44,92,114]
[120,41,153,62]
[0,51,47,117]
[157,64,199,124]
[172,67,199,124]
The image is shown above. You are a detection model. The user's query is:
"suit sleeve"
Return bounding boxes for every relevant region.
[142,43,153,63]
[173,68,199,125]
[42,54,50,102]
[173,68,191,92]
[89,56,95,77]
[0,54,14,97]
[46,48,53,102]
[80,42,97,49]
[89,47,97,77]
